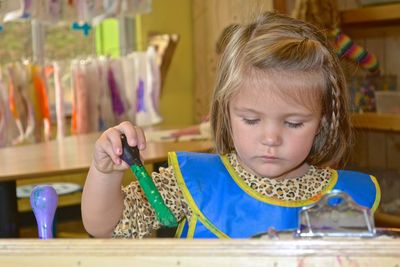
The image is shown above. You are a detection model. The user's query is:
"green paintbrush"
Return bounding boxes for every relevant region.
[120,134,178,227]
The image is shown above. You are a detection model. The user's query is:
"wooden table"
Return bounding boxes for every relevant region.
[0,132,213,237]
[1,238,400,266]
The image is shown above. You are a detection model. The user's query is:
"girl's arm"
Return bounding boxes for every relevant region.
[81,121,146,237]
[81,164,125,237]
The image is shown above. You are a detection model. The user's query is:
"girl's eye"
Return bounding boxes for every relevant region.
[243,118,260,125]
[286,122,304,128]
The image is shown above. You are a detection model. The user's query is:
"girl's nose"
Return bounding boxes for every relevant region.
[261,126,282,146]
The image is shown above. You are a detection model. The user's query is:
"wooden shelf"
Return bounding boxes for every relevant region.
[341,3,400,26]
[351,112,400,132]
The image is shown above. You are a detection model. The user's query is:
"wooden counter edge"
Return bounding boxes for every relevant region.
[1,239,400,266]
[1,238,400,255]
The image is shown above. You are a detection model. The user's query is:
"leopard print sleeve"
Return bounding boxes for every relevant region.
[112,165,188,238]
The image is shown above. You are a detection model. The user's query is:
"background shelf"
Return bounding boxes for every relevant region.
[341,3,400,26]
[351,113,400,132]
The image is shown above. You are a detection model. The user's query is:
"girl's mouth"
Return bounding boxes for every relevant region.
[260,155,279,161]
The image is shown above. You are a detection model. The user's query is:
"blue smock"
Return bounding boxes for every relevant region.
[169,152,380,238]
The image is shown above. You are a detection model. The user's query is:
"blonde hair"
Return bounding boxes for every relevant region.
[215,24,240,55]
[210,12,351,168]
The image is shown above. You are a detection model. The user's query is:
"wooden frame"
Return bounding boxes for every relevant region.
[1,238,400,266]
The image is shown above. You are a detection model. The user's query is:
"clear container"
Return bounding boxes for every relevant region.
[375,91,400,114]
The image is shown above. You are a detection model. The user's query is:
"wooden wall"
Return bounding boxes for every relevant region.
[351,129,400,171]
[140,0,195,127]
[192,0,274,121]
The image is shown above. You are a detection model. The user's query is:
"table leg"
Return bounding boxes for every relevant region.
[0,181,19,237]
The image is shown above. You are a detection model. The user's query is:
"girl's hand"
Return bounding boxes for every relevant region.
[93,121,147,173]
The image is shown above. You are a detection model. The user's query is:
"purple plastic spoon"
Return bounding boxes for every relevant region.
[30,185,58,239]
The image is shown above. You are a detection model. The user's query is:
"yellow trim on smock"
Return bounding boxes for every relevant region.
[370,175,381,213]
[169,152,230,239]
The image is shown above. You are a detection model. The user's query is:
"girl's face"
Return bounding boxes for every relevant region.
[229,73,322,179]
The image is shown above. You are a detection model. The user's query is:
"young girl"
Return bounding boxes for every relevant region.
[81,12,380,239]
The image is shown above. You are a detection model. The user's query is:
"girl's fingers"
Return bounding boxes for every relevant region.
[134,126,146,150]
[94,122,148,173]
[106,127,125,157]
[97,134,122,166]
[96,121,146,170]
[112,160,129,171]
[114,121,147,150]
